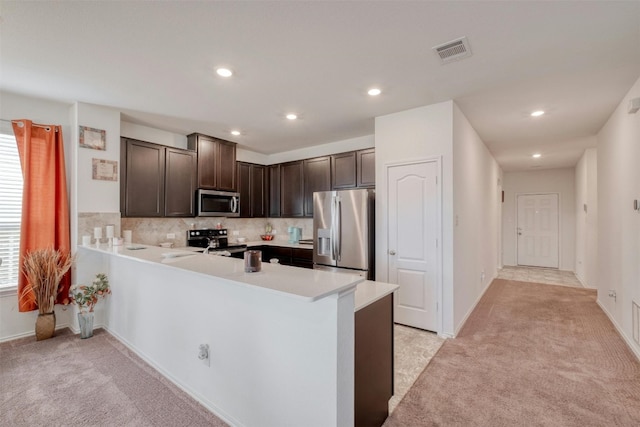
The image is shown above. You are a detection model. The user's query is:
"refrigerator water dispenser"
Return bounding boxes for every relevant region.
[316,228,332,256]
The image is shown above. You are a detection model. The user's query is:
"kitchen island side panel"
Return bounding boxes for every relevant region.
[76,248,355,427]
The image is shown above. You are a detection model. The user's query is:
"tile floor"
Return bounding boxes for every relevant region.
[497,265,584,288]
[389,266,584,413]
[390,324,444,412]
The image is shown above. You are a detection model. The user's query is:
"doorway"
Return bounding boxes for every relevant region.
[516,193,559,268]
[387,159,440,332]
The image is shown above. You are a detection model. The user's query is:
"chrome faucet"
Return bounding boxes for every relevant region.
[203,237,219,254]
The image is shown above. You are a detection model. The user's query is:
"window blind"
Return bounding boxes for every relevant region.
[0,132,22,289]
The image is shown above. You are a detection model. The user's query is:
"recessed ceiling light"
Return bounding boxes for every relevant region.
[531,110,545,117]
[368,88,381,96]
[230,130,241,136]
[216,68,233,77]
[286,113,298,120]
[532,153,542,158]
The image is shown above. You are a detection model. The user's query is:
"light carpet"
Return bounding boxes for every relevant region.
[0,329,228,426]
[384,279,640,427]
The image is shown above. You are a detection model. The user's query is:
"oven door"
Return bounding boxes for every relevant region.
[197,190,240,217]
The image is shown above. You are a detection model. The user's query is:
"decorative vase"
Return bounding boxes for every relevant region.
[35,312,56,341]
[78,312,94,339]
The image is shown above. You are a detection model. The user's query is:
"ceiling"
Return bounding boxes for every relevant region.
[1,1,639,171]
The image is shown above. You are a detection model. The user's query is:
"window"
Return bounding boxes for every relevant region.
[0,129,22,290]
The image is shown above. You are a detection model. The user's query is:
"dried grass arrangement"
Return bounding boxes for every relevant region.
[20,248,73,315]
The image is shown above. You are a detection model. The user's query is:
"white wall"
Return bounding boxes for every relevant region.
[452,103,503,334]
[502,168,576,271]
[375,101,455,336]
[597,76,640,359]
[574,147,598,288]
[120,121,187,149]
[375,101,501,337]
[75,103,121,213]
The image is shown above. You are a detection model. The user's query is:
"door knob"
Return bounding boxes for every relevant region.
[389,250,396,255]
[518,232,522,236]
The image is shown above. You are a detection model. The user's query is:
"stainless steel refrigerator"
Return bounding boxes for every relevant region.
[313,189,375,279]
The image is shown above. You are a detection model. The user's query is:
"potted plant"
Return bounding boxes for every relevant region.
[69,273,110,339]
[20,248,73,341]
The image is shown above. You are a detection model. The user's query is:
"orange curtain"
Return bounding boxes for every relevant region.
[12,119,71,312]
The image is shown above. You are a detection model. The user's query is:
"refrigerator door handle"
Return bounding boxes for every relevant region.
[336,197,342,261]
[331,196,338,261]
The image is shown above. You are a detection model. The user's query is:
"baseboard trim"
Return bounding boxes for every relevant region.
[596,299,640,363]
[452,273,496,338]
[102,326,242,427]
[0,322,71,343]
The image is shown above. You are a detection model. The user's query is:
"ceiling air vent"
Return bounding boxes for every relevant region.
[433,36,472,64]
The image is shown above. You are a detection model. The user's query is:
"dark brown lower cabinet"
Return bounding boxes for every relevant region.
[252,245,313,268]
[355,294,394,427]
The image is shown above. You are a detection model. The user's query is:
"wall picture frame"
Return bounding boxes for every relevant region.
[79,126,106,150]
[92,158,118,181]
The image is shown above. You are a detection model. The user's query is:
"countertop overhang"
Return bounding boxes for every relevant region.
[79,243,363,302]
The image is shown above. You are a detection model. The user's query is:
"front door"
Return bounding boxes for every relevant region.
[387,160,439,331]
[517,193,559,268]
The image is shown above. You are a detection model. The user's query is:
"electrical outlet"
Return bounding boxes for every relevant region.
[198,344,210,367]
[608,290,617,302]
[232,230,240,236]
[167,233,175,239]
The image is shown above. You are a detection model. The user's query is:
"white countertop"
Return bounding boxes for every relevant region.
[354,280,399,311]
[79,243,362,303]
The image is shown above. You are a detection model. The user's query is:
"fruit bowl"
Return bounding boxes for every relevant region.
[260,234,274,241]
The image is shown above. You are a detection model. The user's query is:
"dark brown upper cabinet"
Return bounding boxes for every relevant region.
[268,165,281,217]
[280,161,304,217]
[237,162,267,218]
[187,133,236,192]
[165,148,197,217]
[121,138,166,217]
[303,156,331,217]
[331,151,357,189]
[250,164,267,218]
[357,148,375,188]
[121,138,197,218]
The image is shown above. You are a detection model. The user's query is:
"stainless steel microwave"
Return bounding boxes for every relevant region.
[196,189,240,217]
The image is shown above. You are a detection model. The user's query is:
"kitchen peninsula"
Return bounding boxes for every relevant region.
[76,243,396,427]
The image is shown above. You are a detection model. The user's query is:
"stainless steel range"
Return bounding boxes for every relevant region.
[187,229,247,256]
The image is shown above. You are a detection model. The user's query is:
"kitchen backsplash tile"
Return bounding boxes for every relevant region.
[78,212,121,245]
[119,217,313,247]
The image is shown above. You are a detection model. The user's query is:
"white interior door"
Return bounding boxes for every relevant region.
[387,161,439,331]
[517,194,559,268]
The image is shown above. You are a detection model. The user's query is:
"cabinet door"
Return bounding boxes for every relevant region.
[268,165,281,217]
[190,134,218,189]
[303,156,331,217]
[357,148,375,188]
[331,151,357,189]
[217,140,237,191]
[165,148,197,217]
[250,164,267,218]
[123,139,165,217]
[237,162,252,218]
[280,161,304,217]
